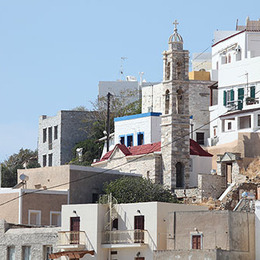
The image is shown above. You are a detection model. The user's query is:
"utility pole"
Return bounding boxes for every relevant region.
[106,92,112,152]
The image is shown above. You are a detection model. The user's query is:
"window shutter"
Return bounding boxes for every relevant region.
[230,89,234,101]
[223,91,227,106]
[250,86,255,98]
[238,88,244,110]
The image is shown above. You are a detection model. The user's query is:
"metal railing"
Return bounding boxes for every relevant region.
[57,231,87,247]
[102,229,147,245]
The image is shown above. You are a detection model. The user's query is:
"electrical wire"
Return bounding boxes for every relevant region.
[0,113,221,208]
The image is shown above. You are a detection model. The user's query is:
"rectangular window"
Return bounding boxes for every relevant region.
[137,133,144,146]
[50,211,61,226]
[48,154,53,167]
[43,155,47,167]
[119,136,125,145]
[7,246,15,260]
[127,134,133,147]
[43,246,53,260]
[48,127,52,150]
[28,210,41,226]
[22,246,31,260]
[250,86,255,98]
[54,125,58,140]
[192,235,202,249]
[258,115,260,127]
[196,132,204,145]
[43,128,47,143]
[228,122,232,130]
[239,115,251,129]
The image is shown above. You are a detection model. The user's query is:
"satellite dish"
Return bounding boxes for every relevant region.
[20,174,29,182]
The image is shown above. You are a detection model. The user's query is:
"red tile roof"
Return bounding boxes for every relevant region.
[97,139,212,163]
[190,139,212,157]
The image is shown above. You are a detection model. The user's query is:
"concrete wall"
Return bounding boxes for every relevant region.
[38,110,92,167]
[18,166,71,190]
[0,190,20,224]
[167,211,255,260]
[0,219,58,260]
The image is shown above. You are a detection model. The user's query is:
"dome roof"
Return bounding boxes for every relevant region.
[168,20,183,44]
[168,28,183,43]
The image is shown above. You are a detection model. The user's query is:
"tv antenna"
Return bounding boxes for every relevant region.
[120,57,127,80]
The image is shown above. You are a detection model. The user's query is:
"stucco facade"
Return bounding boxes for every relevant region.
[154,210,255,260]
[0,189,67,225]
[56,202,208,260]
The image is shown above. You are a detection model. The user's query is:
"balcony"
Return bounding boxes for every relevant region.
[102,229,148,248]
[57,231,92,250]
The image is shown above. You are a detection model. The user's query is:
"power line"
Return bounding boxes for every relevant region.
[0,113,221,208]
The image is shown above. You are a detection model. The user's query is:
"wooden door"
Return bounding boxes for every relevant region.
[192,235,201,249]
[70,217,80,244]
[134,216,144,243]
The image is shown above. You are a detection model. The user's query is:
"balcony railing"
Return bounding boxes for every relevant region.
[102,229,148,245]
[57,231,92,249]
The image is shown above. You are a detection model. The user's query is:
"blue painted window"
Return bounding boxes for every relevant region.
[127,134,133,147]
[137,132,144,145]
[119,135,125,145]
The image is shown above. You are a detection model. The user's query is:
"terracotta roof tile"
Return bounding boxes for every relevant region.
[98,139,212,162]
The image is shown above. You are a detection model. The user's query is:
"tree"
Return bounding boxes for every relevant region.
[70,90,141,165]
[103,177,177,203]
[1,148,40,187]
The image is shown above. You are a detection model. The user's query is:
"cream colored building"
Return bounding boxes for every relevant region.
[51,201,208,260]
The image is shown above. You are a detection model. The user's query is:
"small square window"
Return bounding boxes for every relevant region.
[120,136,125,145]
[196,132,204,145]
[137,133,144,145]
[127,135,133,147]
[28,210,41,226]
[50,211,61,226]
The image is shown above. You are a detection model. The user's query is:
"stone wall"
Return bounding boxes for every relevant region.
[198,173,226,199]
[0,219,58,260]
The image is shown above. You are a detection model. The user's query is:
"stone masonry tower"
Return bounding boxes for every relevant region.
[161,20,190,191]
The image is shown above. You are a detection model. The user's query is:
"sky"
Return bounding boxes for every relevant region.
[0,0,260,162]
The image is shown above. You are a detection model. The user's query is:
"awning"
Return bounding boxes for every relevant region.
[49,250,95,259]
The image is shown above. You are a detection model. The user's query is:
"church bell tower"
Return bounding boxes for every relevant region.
[161,20,190,191]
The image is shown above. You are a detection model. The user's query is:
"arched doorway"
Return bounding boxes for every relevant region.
[176,162,184,188]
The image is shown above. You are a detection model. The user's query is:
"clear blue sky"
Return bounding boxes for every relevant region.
[0,0,259,162]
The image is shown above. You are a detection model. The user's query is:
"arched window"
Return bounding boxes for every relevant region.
[165,90,170,114]
[176,162,184,188]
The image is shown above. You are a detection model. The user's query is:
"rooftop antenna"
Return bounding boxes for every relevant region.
[120,57,127,80]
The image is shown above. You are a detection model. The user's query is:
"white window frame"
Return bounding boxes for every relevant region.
[50,211,61,226]
[28,210,41,226]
